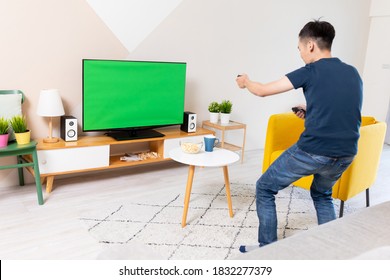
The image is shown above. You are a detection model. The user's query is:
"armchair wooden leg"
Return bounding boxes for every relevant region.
[366,188,370,207]
[339,200,344,218]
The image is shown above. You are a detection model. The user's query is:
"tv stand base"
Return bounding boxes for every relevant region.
[105,129,164,141]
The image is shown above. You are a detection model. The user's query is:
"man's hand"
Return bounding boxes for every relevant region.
[292,104,306,119]
[236,74,248,89]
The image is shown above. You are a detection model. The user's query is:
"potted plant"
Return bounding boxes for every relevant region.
[0,117,10,148]
[9,115,30,144]
[219,100,232,124]
[208,101,220,123]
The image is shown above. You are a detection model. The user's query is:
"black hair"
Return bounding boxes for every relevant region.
[299,19,335,50]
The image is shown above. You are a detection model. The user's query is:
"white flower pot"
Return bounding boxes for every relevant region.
[209,112,219,123]
[220,113,231,124]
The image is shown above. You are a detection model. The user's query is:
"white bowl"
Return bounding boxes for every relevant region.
[180,141,203,154]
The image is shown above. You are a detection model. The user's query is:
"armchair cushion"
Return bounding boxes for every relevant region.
[263,113,309,190]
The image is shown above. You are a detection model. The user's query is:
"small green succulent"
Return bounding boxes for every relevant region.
[9,115,28,133]
[208,101,220,113]
[219,100,233,114]
[0,117,9,135]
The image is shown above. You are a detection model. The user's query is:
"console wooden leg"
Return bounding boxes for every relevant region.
[223,166,234,217]
[182,165,195,228]
[46,176,55,193]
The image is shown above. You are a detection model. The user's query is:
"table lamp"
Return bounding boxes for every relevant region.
[37,89,65,143]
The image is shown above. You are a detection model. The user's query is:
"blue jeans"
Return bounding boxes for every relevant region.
[256,144,354,246]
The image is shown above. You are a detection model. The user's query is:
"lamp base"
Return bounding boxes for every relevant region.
[43,137,60,143]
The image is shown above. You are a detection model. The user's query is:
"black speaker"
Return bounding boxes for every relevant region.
[180,111,197,133]
[60,115,78,141]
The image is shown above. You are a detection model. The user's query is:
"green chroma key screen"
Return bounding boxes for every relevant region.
[82,59,187,131]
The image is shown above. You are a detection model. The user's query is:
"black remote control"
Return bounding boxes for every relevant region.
[292,107,306,116]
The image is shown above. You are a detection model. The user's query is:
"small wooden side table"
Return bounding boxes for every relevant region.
[169,147,240,227]
[202,120,246,163]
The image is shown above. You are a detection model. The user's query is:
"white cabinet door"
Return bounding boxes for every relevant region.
[38,145,109,174]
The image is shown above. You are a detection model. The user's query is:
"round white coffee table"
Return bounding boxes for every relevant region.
[169,147,240,227]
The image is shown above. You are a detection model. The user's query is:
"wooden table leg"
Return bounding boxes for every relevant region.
[182,165,195,227]
[222,166,234,217]
[241,126,247,163]
[46,176,55,193]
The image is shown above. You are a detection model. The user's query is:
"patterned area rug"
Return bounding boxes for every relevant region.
[79,183,355,260]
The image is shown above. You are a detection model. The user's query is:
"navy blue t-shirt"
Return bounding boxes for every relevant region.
[286,58,362,157]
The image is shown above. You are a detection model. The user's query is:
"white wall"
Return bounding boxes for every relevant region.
[368,0,390,144]
[370,0,390,16]
[127,0,371,150]
[363,0,390,124]
[86,0,183,53]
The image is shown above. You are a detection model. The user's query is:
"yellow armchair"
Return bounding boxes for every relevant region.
[262,113,387,217]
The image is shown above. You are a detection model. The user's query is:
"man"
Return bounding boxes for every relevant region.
[236,20,362,251]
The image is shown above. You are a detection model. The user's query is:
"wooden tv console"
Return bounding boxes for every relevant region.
[28,127,213,193]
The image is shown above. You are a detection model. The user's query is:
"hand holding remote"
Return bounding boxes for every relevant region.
[236,74,246,89]
[292,106,306,118]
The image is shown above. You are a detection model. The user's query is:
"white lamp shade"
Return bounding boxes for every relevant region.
[37,89,65,117]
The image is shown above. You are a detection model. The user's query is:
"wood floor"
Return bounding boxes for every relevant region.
[1,146,389,259]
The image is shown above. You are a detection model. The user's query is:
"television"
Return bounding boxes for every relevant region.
[82,59,187,140]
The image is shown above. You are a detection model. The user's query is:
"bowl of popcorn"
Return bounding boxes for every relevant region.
[180,141,203,154]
